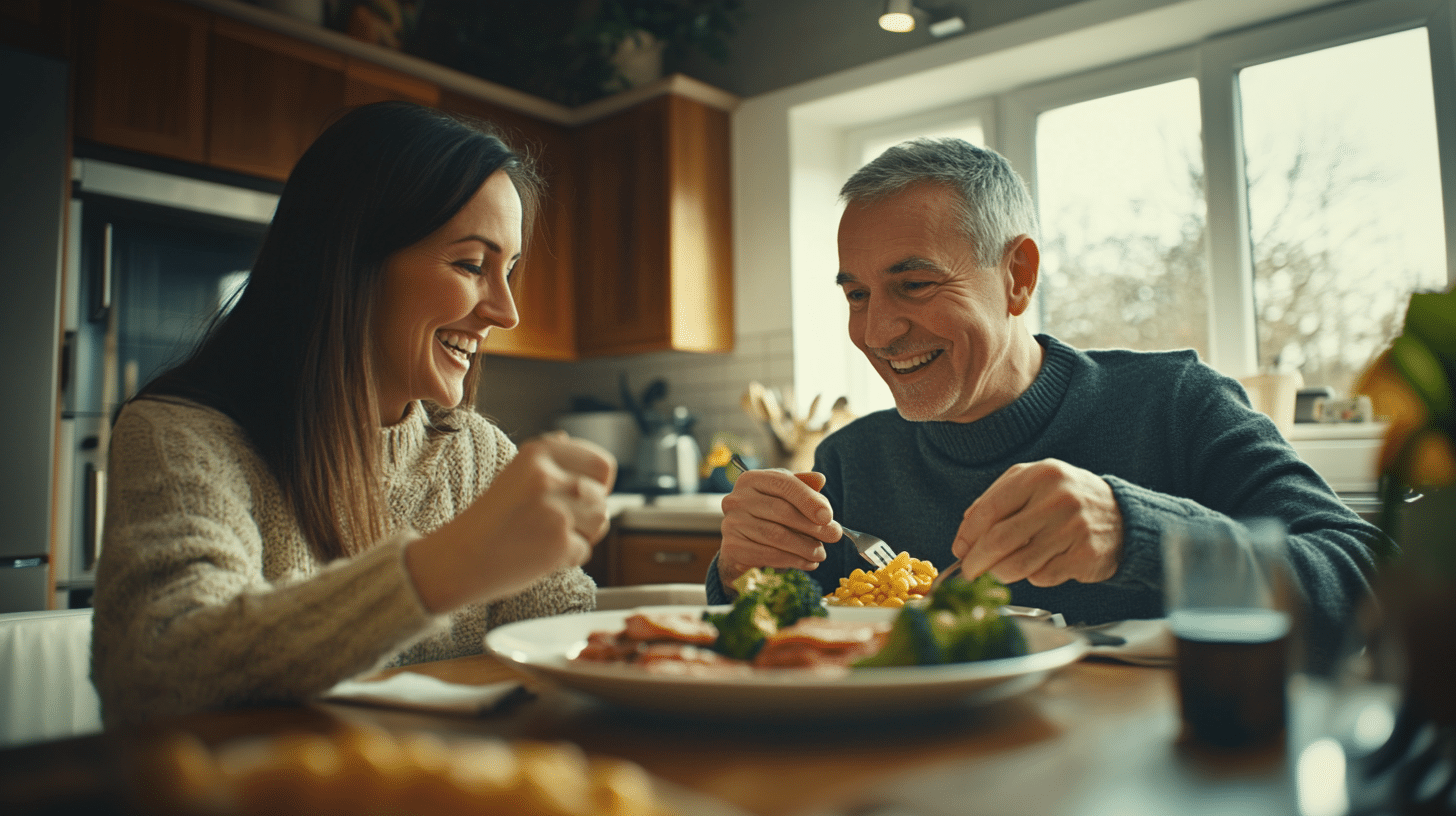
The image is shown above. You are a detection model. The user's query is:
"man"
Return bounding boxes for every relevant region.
[707,138,1383,672]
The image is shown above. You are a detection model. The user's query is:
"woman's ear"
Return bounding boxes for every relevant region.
[1005,235,1039,317]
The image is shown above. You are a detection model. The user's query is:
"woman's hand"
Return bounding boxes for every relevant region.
[406,432,616,613]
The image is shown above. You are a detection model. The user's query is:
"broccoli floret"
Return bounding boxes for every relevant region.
[857,573,1027,667]
[702,598,777,660]
[933,607,1028,662]
[925,571,1011,616]
[730,567,827,628]
[854,604,941,667]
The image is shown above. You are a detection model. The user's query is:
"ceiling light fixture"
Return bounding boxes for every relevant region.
[879,0,916,33]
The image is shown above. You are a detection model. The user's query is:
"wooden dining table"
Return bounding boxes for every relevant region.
[5,647,1373,816]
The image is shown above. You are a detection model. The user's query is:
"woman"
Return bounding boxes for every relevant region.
[91,102,614,727]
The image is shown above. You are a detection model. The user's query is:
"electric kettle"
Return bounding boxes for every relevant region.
[632,406,701,495]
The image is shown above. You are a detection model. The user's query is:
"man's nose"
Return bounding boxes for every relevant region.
[861,297,909,349]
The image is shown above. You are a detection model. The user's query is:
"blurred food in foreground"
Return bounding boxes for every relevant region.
[824,552,937,607]
[131,724,675,816]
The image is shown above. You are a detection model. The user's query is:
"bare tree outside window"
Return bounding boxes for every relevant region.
[1035,78,1210,358]
[1032,29,1446,403]
[1241,28,1446,397]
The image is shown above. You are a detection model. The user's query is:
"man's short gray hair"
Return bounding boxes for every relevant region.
[839,138,1039,268]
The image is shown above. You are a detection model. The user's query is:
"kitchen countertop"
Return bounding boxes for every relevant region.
[606,492,727,533]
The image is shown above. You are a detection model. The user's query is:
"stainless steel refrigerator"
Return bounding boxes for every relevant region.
[56,162,272,607]
[0,46,67,613]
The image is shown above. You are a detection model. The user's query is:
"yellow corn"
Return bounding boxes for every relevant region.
[825,552,938,608]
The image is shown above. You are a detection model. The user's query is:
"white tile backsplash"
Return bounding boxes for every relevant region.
[474,327,796,464]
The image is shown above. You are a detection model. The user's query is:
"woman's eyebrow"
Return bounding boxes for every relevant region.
[449,235,502,252]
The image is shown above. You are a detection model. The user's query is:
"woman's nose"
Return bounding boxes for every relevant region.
[475,270,519,330]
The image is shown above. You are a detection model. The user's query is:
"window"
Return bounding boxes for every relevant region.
[1240,29,1446,398]
[801,0,1454,429]
[1034,78,1209,357]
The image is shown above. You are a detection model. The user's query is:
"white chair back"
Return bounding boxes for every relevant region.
[595,583,708,610]
[0,609,102,747]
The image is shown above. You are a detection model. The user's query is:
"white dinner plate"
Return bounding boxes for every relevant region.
[484,605,1088,718]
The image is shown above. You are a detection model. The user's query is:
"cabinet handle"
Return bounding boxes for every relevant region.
[84,465,106,570]
[95,222,114,320]
[651,551,695,564]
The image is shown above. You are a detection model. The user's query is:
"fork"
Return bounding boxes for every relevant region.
[927,557,965,592]
[726,454,896,569]
[841,528,897,569]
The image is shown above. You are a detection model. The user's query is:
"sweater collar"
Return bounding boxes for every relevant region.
[917,335,1076,464]
[380,400,430,473]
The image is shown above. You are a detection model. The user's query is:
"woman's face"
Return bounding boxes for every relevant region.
[374,170,522,424]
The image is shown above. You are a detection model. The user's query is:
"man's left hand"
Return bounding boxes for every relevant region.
[950,459,1123,586]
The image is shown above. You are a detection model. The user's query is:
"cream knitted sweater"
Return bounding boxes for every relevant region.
[91,397,596,727]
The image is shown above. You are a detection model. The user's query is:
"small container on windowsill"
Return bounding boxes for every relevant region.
[1313,395,1374,424]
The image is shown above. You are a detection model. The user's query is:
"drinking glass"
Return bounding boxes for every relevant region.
[1163,518,1293,751]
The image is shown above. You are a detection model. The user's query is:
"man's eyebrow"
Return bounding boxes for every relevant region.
[836,257,944,285]
[887,256,944,275]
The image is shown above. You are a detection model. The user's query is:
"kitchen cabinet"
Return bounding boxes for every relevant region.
[344,58,439,108]
[588,527,720,587]
[1,0,72,60]
[70,0,734,361]
[439,90,578,361]
[575,94,734,356]
[207,18,345,181]
[74,0,210,164]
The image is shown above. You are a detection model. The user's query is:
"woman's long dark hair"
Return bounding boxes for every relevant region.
[142,101,543,561]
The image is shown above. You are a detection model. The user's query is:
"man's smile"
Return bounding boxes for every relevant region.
[882,349,944,374]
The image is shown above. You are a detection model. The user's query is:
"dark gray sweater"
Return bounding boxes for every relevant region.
[707,335,1385,672]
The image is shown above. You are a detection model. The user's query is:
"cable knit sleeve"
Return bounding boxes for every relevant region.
[91,400,443,727]
[387,411,597,665]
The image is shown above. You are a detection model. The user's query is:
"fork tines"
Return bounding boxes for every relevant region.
[845,529,896,568]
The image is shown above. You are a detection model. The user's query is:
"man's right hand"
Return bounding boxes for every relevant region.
[716,468,842,594]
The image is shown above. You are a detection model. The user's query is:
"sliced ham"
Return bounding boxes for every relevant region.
[621,612,720,646]
[753,618,891,669]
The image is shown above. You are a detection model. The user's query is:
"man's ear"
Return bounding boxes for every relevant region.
[1005,235,1039,317]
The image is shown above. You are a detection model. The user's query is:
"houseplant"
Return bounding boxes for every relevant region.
[574,0,745,92]
[407,0,742,105]
[1351,285,1455,807]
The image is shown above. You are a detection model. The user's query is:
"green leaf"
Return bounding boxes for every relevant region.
[1405,289,1456,368]
[1390,334,1453,420]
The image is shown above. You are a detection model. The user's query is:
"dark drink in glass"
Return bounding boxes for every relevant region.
[1170,607,1290,750]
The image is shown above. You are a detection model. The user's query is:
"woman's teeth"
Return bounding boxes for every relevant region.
[887,350,941,374]
[437,331,479,362]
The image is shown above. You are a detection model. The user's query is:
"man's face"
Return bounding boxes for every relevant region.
[836,182,1036,424]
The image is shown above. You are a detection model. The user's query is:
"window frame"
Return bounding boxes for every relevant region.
[821,0,1456,418]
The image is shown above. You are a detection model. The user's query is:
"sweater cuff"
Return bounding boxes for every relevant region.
[1102,475,1175,593]
[349,529,450,653]
[704,551,732,605]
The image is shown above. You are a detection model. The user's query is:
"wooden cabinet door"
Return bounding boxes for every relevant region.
[344,58,439,108]
[615,532,720,586]
[575,94,733,356]
[2,0,72,59]
[663,94,734,353]
[575,98,672,356]
[75,0,209,164]
[440,90,577,361]
[207,18,345,181]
